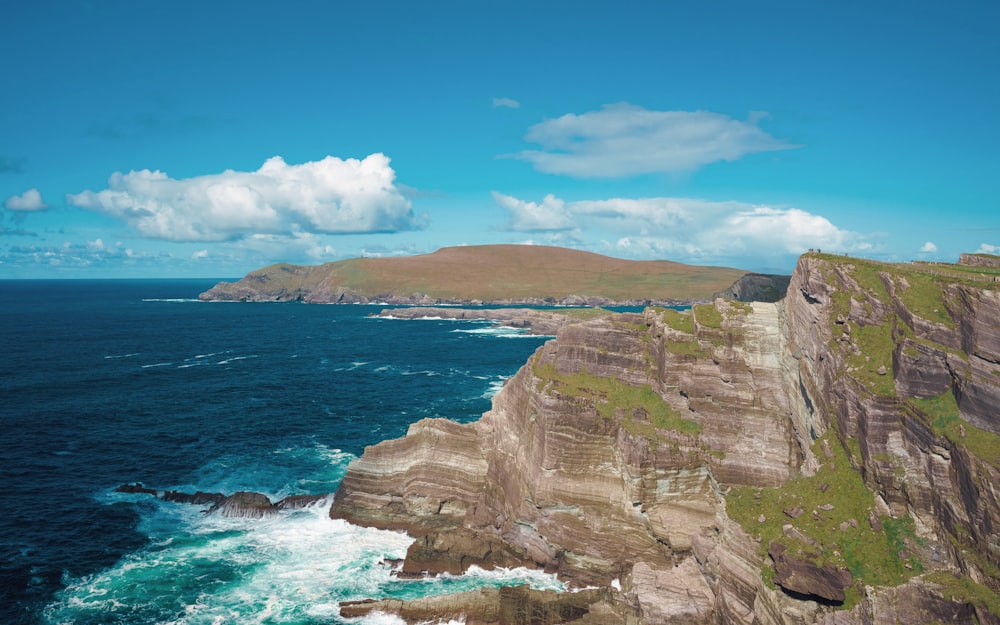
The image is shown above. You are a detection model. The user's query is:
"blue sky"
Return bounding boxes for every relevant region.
[2,1,997,278]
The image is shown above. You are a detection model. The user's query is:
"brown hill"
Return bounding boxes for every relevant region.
[199,244,752,305]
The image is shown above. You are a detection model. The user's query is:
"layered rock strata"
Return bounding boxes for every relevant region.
[330,253,1000,624]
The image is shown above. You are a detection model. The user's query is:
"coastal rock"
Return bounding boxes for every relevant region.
[114,483,225,506]
[338,585,616,625]
[332,301,804,588]
[114,484,327,516]
[330,252,1000,624]
[376,306,597,335]
[206,491,278,518]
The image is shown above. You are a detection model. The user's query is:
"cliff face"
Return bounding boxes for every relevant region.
[329,254,1000,624]
[713,272,792,303]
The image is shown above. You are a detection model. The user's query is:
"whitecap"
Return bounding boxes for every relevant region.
[451,326,546,339]
[194,351,227,359]
[216,355,256,365]
[482,376,511,399]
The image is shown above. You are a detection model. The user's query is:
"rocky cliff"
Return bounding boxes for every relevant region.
[713,272,792,303]
[329,253,1000,624]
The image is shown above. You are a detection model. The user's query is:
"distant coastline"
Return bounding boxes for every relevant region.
[198,244,789,306]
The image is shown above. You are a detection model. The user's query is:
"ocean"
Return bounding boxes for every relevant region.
[0,280,563,625]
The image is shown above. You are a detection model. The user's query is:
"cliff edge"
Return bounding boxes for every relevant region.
[329,253,1000,624]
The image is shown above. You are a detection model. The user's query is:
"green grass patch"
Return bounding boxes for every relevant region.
[725,435,924,608]
[663,339,708,357]
[533,362,701,437]
[909,392,1000,469]
[693,303,723,329]
[924,571,1000,617]
[895,272,955,328]
[838,321,896,396]
[658,308,695,334]
[726,301,753,316]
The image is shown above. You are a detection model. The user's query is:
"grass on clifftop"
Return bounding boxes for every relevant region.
[656,308,695,334]
[533,362,701,438]
[725,434,923,608]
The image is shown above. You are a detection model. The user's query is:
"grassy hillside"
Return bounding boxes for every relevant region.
[207,245,751,302]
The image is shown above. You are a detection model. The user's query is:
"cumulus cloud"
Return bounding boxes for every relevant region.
[978,243,999,255]
[920,241,938,253]
[66,154,419,242]
[492,191,575,232]
[493,97,521,109]
[4,188,48,211]
[495,192,864,262]
[514,103,797,177]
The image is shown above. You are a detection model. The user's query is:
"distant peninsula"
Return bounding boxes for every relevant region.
[199,244,789,305]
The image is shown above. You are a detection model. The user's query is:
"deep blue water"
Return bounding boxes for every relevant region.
[0,280,558,625]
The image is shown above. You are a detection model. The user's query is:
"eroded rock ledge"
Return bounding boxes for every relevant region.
[114,483,327,518]
[375,306,614,336]
[330,253,1000,624]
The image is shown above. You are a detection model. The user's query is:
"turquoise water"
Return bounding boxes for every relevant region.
[0,280,561,624]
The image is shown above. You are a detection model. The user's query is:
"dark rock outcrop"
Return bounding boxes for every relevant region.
[114,484,328,517]
[115,483,225,506]
[207,491,278,518]
[714,272,791,303]
[768,541,853,603]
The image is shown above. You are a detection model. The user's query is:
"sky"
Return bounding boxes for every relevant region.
[1,1,998,278]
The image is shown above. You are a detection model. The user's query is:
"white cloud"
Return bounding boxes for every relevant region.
[66,154,419,242]
[4,188,48,211]
[978,243,999,255]
[495,192,864,262]
[192,249,209,260]
[920,241,938,253]
[514,103,798,177]
[492,191,575,232]
[493,97,521,109]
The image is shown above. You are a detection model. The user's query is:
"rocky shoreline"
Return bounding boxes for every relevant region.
[132,253,1000,623]
[373,306,617,336]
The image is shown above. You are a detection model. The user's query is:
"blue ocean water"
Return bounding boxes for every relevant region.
[0,280,560,625]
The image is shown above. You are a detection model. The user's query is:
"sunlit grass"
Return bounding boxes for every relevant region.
[533,362,701,437]
[725,435,923,608]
